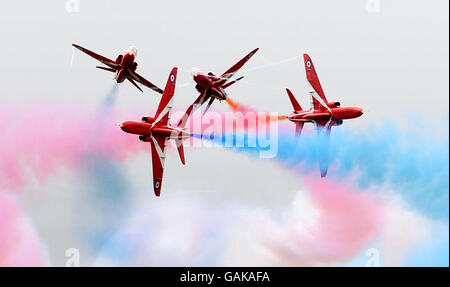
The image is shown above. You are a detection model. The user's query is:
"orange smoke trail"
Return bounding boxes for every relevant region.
[226,97,241,111]
[226,97,287,122]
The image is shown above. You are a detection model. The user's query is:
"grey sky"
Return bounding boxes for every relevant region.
[0,0,448,120]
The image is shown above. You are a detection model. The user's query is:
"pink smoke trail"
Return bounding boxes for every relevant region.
[0,101,271,190]
[0,193,48,266]
[258,176,384,266]
[0,104,143,190]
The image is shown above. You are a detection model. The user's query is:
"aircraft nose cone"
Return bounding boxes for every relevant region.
[192,67,201,77]
[120,122,130,132]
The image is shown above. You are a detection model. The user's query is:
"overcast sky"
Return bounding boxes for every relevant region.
[0,0,448,121]
[1,0,448,266]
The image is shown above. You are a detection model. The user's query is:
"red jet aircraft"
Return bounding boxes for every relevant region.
[120,67,190,196]
[286,54,364,177]
[178,48,259,126]
[72,44,163,94]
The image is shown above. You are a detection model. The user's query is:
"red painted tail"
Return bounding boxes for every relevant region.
[286,88,302,112]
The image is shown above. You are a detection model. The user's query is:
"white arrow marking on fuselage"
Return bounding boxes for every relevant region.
[288,109,314,122]
[307,82,331,113]
[152,98,174,127]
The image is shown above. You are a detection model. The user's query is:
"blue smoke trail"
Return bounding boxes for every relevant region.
[80,83,131,250]
[103,83,120,108]
[194,119,449,220]
[84,83,126,204]
[94,195,228,266]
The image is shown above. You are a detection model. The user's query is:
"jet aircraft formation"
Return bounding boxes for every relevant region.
[73,44,363,196]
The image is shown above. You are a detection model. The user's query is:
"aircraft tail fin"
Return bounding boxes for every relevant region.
[286,88,302,111]
[295,122,304,137]
[303,54,328,111]
[175,139,185,165]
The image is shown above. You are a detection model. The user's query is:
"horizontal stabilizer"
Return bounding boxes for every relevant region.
[96,66,116,73]
[175,139,185,165]
[223,76,244,89]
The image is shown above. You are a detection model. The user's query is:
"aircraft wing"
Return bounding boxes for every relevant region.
[153,68,178,126]
[177,91,209,127]
[72,44,120,70]
[214,48,259,87]
[315,118,331,130]
[149,134,168,196]
[303,54,330,112]
[127,70,163,94]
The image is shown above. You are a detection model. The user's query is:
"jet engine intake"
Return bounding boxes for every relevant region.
[142,116,154,123]
[333,119,343,126]
[328,101,341,108]
[139,135,151,142]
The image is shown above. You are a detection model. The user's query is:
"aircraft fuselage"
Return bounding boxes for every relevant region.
[193,71,227,100]
[120,121,190,140]
[288,106,363,123]
[115,48,137,83]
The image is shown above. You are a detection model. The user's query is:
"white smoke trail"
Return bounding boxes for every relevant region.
[69,45,75,71]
